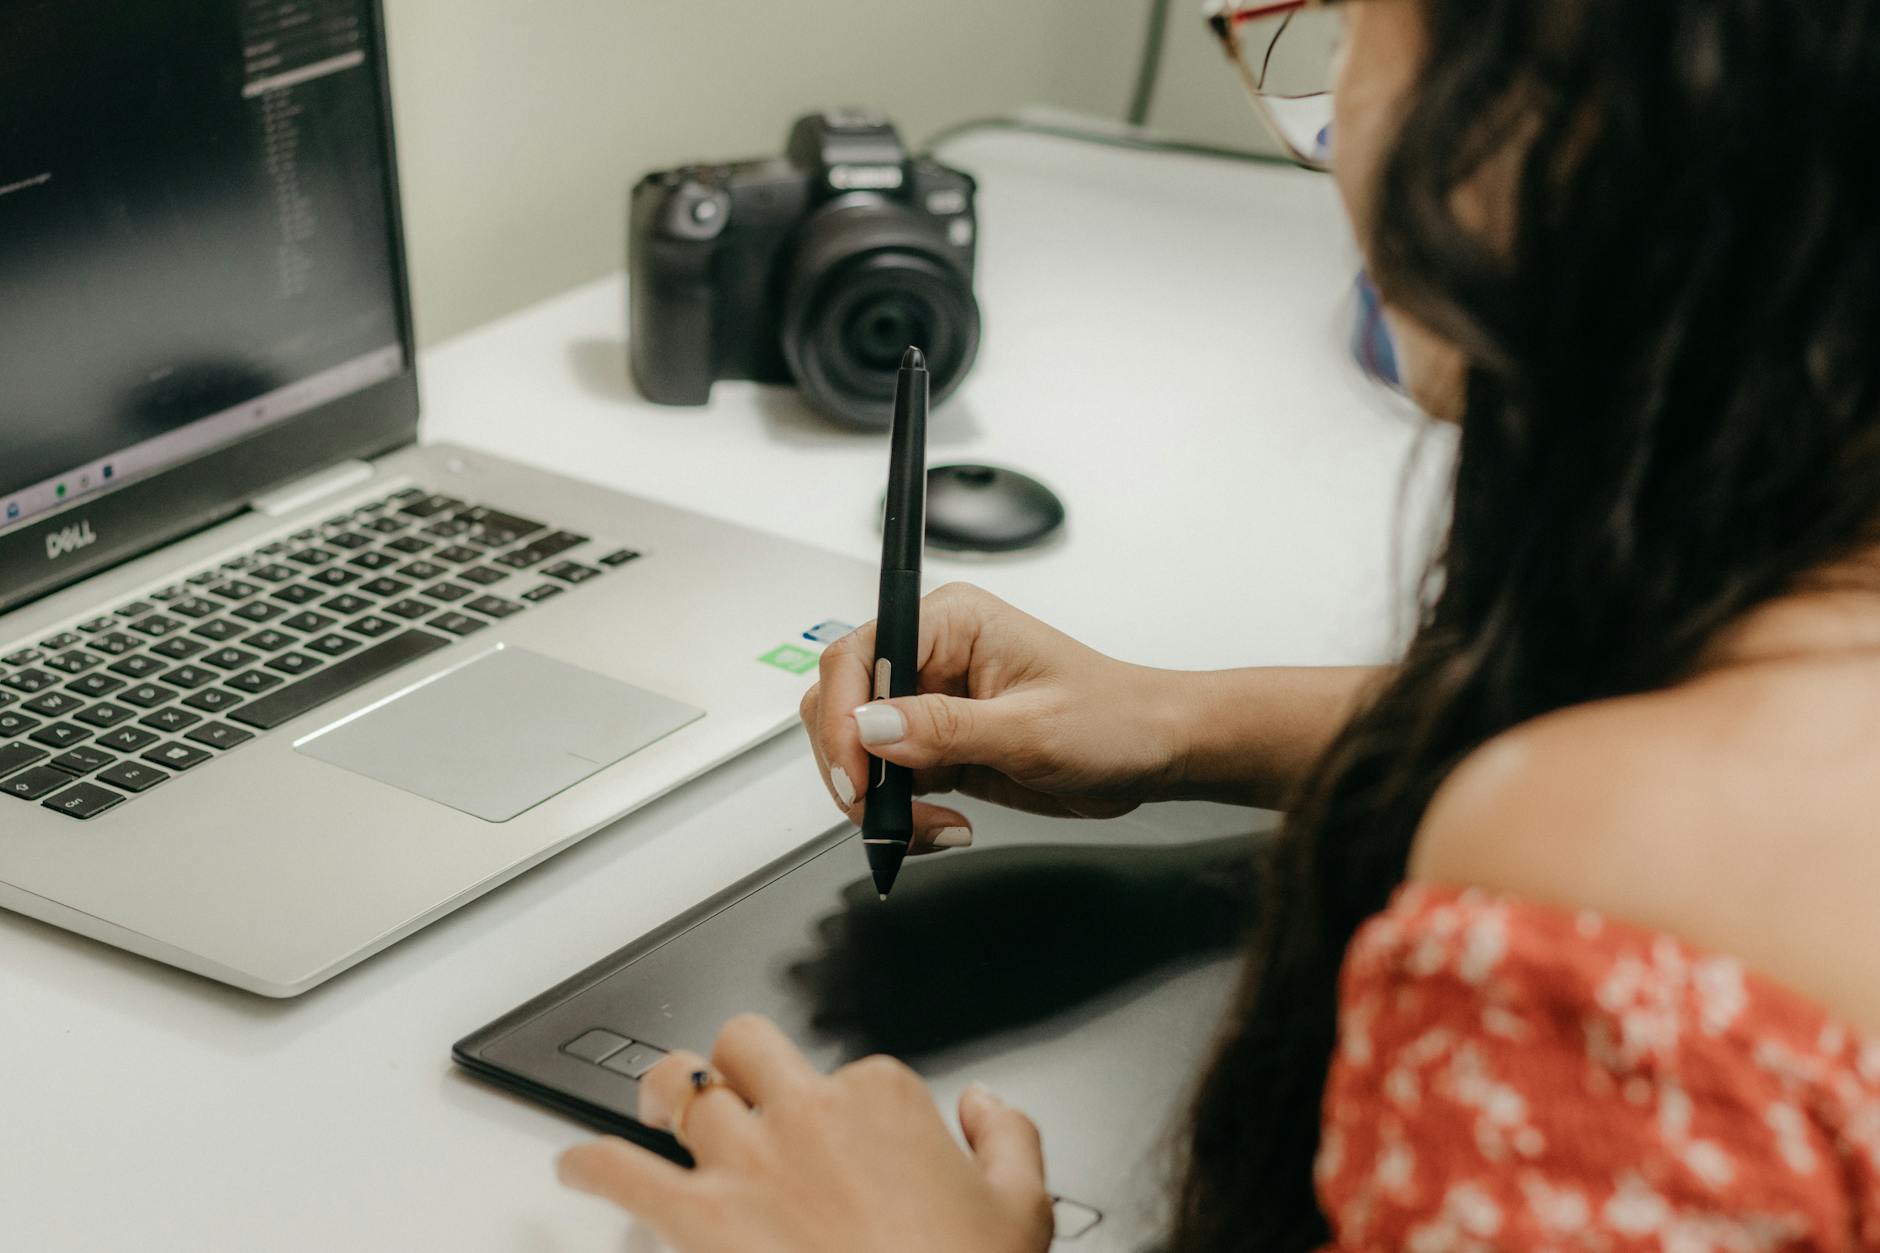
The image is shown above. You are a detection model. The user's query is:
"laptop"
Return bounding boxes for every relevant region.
[454,800,1256,1251]
[0,0,872,995]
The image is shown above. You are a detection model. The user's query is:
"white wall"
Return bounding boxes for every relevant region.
[382,1,1149,345]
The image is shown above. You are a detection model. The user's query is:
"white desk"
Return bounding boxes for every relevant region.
[0,131,1447,1252]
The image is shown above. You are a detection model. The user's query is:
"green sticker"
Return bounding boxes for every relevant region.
[759,644,820,675]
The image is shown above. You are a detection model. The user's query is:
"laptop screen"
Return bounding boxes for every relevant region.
[0,0,405,538]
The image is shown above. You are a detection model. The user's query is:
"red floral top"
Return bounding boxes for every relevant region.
[1317,884,1880,1250]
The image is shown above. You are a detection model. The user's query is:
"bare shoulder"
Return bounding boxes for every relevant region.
[1407,660,1880,1032]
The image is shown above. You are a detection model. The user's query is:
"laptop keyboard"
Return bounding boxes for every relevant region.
[0,487,641,821]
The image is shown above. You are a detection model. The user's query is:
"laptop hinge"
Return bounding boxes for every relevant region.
[248,460,376,518]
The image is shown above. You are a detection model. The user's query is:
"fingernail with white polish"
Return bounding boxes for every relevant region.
[852,703,906,746]
[831,766,856,807]
[931,826,974,850]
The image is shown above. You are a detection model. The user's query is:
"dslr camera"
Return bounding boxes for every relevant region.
[629,110,981,429]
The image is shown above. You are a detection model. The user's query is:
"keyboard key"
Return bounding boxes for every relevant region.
[320,594,373,616]
[230,629,450,731]
[0,741,49,777]
[30,723,91,749]
[130,615,184,637]
[0,712,43,737]
[386,537,433,555]
[325,531,373,551]
[75,703,137,729]
[182,688,243,714]
[77,616,118,633]
[458,566,507,586]
[108,655,168,680]
[2,669,58,694]
[348,550,400,571]
[42,782,127,819]
[466,596,522,619]
[306,633,360,658]
[185,722,255,751]
[599,549,642,567]
[458,507,547,547]
[44,651,102,674]
[225,670,281,694]
[222,556,256,572]
[423,519,471,540]
[119,683,179,709]
[148,585,186,601]
[50,745,116,775]
[323,514,356,529]
[398,493,462,519]
[203,647,259,671]
[265,653,322,676]
[309,566,360,588]
[435,545,482,565]
[144,742,212,772]
[191,619,246,643]
[25,691,86,718]
[383,599,432,620]
[399,560,447,582]
[347,616,400,639]
[67,673,125,698]
[40,632,82,649]
[89,631,141,657]
[291,529,318,543]
[0,691,13,711]
[282,611,335,634]
[244,630,297,652]
[257,542,289,556]
[97,725,160,752]
[272,584,325,605]
[231,599,286,623]
[427,612,486,637]
[161,664,217,690]
[211,581,261,600]
[521,584,564,604]
[424,582,472,603]
[186,570,221,586]
[169,597,222,619]
[141,707,202,733]
[98,761,168,793]
[113,602,156,619]
[359,577,410,598]
[288,548,336,566]
[543,562,602,585]
[252,563,298,583]
[361,516,406,535]
[4,766,73,801]
[388,487,426,502]
[2,649,44,666]
[151,636,207,660]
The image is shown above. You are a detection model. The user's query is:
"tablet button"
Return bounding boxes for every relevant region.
[601,1043,668,1080]
[560,1029,630,1064]
[1051,1199,1102,1241]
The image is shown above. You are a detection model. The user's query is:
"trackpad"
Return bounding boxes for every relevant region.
[297,646,705,822]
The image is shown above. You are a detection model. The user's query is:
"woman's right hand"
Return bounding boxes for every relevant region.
[800,583,1186,852]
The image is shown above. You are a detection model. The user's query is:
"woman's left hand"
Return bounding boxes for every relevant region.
[557,1014,1055,1253]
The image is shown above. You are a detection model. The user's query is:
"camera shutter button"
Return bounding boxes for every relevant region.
[690,198,721,225]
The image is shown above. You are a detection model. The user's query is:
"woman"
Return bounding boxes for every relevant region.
[560,0,1880,1247]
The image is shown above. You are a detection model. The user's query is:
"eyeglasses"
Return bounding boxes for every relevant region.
[1204,0,1341,172]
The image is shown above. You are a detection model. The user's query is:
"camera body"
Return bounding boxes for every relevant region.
[630,111,981,429]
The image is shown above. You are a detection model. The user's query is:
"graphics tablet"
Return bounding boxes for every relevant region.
[453,802,1261,1250]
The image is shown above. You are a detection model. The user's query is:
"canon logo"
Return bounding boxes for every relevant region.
[45,520,98,561]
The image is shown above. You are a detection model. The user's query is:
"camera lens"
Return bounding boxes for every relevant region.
[781,199,980,429]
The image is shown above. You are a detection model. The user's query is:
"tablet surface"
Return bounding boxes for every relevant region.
[454,802,1260,1249]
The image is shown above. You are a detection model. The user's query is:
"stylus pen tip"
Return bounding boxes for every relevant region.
[879,893,889,903]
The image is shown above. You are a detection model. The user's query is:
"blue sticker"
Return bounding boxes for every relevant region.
[803,620,855,645]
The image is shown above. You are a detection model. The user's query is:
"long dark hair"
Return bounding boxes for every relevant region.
[1171,1,1880,1248]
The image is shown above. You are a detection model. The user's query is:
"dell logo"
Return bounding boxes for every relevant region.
[46,520,98,560]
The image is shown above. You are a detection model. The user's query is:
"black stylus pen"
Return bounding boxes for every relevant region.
[862,346,927,900]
